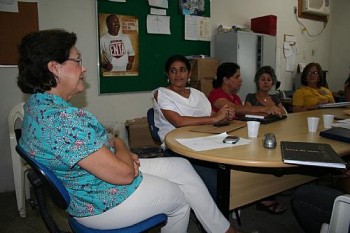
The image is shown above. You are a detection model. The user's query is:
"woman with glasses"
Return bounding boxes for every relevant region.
[17,30,238,233]
[292,62,334,112]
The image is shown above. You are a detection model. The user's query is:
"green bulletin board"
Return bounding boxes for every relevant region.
[97,0,210,94]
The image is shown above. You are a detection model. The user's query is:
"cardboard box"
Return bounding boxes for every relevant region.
[251,15,277,36]
[190,77,214,97]
[190,58,219,81]
[125,117,159,149]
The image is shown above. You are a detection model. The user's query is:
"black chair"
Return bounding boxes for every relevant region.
[146,108,161,144]
[15,145,167,233]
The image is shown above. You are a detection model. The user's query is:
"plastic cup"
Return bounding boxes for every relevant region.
[322,114,335,129]
[247,121,260,138]
[307,117,320,132]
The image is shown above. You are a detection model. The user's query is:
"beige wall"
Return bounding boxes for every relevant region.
[0,0,347,192]
[329,0,350,91]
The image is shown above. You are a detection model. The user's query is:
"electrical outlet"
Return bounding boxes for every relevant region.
[294,6,297,14]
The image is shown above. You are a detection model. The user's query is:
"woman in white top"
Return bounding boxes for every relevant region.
[152,55,235,202]
[153,55,235,143]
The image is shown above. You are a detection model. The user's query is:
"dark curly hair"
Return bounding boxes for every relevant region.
[212,62,240,89]
[300,62,323,87]
[17,29,77,94]
[164,55,191,73]
[254,66,277,90]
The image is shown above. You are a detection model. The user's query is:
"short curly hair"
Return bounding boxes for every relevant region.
[17,29,77,94]
[254,66,277,90]
[300,62,323,87]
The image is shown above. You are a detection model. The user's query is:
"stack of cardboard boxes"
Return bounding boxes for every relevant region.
[125,117,163,158]
[189,58,219,96]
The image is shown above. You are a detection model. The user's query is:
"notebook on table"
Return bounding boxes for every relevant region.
[319,127,350,143]
[319,102,350,108]
[281,141,346,169]
[236,114,287,124]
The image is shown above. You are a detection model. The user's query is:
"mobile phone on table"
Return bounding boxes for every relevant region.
[214,121,230,127]
[223,136,240,144]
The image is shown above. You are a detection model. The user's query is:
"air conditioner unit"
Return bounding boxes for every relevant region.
[302,0,330,16]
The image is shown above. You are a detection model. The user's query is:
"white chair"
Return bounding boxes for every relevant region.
[320,194,350,233]
[8,102,30,217]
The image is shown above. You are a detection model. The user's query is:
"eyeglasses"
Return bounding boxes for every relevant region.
[307,71,318,76]
[66,57,83,67]
[169,67,188,74]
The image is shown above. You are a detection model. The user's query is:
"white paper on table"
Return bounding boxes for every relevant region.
[333,119,350,129]
[146,15,170,35]
[175,132,251,151]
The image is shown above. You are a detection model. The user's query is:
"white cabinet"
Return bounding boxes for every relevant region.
[214,30,276,101]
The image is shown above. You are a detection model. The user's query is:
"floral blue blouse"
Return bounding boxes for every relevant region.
[19,92,142,217]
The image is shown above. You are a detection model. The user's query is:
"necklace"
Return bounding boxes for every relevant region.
[257,94,269,102]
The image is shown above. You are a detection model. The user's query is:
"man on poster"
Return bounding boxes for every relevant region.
[100,14,135,72]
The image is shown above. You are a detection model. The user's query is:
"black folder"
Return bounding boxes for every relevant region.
[236,114,287,124]
[281,141,346,169]
[319,127,350,143]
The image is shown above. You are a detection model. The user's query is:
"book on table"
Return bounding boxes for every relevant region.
[280,141,346,169]
[320,127,350,143]
[236,113,287,124]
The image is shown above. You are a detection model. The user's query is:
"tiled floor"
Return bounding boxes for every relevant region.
[0,190,305,233]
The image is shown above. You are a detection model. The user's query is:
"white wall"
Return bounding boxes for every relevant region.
[0,0,346,192]
[210,0,332,91]
[329,0,350,91]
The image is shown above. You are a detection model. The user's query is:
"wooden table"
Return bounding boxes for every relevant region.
[164,108,350,218]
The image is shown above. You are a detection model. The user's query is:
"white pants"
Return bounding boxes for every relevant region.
[76,157,230,233]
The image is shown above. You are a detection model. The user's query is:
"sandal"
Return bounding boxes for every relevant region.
[256,200,287,215]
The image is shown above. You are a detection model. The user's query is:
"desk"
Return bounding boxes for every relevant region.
[165,108,350,218]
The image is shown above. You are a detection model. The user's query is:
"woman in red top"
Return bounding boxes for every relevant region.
[208,62,282,116]
[208,62,287,214]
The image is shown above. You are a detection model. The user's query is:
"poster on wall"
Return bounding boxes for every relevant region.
[97,0,210,94]
[179,0,205,16]
[98,13,139,77]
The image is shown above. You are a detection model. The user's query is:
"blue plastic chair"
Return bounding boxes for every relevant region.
[146,108,161,144]
[15,145,167,233]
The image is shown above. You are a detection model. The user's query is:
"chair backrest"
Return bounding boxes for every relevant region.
[15,145,70,210]
[8,103,25,155]
[146,108,161,144]
[320,194,350,233]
